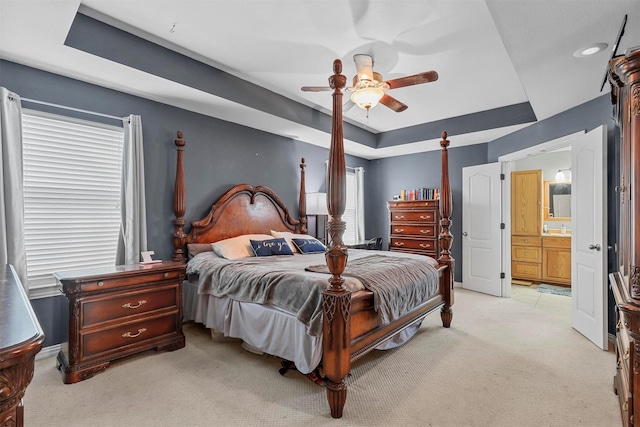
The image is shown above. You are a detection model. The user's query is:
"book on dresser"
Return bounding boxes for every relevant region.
[387,199,440,259]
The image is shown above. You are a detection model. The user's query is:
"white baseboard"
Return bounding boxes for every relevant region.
[37,344,60,360]
[454,281,463,288]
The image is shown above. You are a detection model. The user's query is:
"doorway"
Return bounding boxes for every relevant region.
[499,127,608,349]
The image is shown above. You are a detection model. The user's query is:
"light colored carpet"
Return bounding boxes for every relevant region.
[24,287,621,426]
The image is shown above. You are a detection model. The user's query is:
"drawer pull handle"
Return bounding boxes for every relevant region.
[122,328,147,339]
[395,228,404,233]
[122,300,147,309]
[524,240,528,243]
[525,252,528,256]
[164,272,169,278]
[420,229,430,234]
[419,215,430,219]
[419,244,430,248]
[395,215,405,219]
[98,281,104,287]
[394,242,405,247]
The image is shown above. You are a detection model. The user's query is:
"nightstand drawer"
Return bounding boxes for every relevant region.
[390,224,436,237]
[82,314,179,359]
[389,211,437,223]
[390,237,437,251]
[81,285,179,328]
[78,269,183,293]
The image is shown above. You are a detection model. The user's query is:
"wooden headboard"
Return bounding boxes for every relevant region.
[171,132,308,261]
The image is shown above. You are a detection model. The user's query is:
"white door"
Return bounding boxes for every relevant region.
[572,125,607,349]
[462,163,503,296]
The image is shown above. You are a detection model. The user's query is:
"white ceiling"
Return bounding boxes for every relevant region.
[1,0,638,159]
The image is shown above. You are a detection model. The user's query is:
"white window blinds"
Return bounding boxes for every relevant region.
[343,171,357,245]
[21,111,124,291]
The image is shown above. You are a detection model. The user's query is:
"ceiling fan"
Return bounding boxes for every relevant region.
[301,54,438,114]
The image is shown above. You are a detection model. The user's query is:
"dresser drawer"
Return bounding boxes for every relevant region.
[511,245,542,263]
[390,238,437,252]
[390,224,436,237]
[512,236,542,246]
[81,313,179,359]
[81,285,179,328]
[511,261,541,280]
[389,210,437,223]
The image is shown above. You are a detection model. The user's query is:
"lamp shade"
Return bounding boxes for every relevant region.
[306,192,328,215]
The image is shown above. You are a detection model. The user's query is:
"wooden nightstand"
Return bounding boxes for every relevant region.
[55,261,186,384]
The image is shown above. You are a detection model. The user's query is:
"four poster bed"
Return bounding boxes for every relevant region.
[171,59,454,418]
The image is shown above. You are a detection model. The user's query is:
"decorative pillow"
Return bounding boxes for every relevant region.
[291,237,326,254]
[250,238,294,257]
[270,230,318,253]
[211,234,273,259]
[187,243,215,258]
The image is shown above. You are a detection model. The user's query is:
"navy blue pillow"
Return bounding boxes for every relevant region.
[291,238,326,254]
[250,238,294,256]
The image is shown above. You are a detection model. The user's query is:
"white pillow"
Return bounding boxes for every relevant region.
[211,234,273,259]
[270,230,319,254]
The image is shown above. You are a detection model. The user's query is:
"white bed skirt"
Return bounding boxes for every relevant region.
[182,280,422,374]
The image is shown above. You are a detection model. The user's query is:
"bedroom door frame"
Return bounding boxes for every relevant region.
[498,130,585,298]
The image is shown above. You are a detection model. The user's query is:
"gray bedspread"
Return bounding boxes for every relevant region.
[305,254,439,326]
[187,250,439,337]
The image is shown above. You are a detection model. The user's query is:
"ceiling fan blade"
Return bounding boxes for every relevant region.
[385,71,438,89]
[301,86,332,92]
[353,54,375,81]
[379,94,408,112]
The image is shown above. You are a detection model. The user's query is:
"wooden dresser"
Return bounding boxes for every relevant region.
[55,261,186,384]
[0,265,44,427]
[608,48,640,427]
[387,200,440,259]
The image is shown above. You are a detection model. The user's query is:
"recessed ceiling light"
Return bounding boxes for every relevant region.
[573,43,608,58]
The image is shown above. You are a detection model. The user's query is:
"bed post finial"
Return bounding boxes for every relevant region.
[438,131,454,327]
[322,58,351,419]
[172,131,187,262]
[299,158,308,234]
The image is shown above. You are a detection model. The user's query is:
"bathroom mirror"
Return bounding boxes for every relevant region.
[544,180,571,221]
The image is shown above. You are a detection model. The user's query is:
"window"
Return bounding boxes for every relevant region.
[342,168,364,245]
[21,111,124,295]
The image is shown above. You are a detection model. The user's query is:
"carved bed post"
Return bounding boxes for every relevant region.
[299,158,308,234]
[322,59,351,419]
[438,131,454,327]
[172,131,187,262]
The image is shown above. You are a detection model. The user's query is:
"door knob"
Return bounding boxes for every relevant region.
[588,244,601,251]
[462,232,468,236]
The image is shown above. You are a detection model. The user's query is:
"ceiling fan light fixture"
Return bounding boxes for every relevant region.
[351,87,384,110]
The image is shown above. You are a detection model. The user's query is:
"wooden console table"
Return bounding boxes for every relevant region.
[55,261,186,384]
[0,264,45,427]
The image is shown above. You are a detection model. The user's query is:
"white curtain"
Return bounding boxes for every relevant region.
[355,167,365,242]
[117,114,148,264]
[0,87,28,288]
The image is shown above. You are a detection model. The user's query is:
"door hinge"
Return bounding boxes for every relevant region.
[500,223,505,229]
[500,272,505,279]
[500,173,505,180]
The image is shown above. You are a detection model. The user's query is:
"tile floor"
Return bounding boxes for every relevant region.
[510,283,571,324]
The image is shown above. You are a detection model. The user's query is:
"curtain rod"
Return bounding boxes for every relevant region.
[20,97,124,121]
